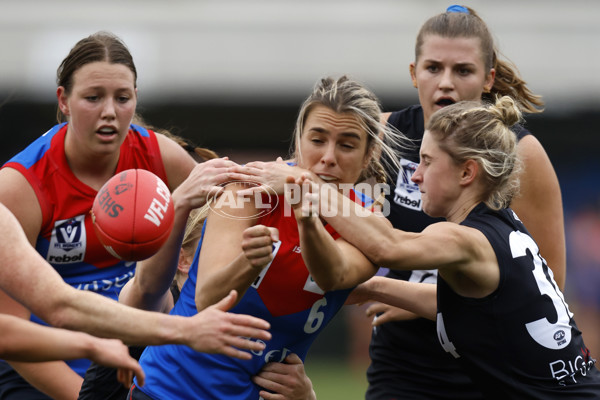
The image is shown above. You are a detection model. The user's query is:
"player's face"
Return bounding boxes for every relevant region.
[58,61,137,156]
[410,34,495,126]
[298,105,371,188]
[411,130,462,219]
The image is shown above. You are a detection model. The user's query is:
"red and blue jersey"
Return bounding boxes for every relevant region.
[2,122,167,375]
[136,191,371,400]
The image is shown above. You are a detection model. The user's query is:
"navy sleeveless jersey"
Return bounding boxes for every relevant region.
[366,105,532,399]
[437,203,600,399]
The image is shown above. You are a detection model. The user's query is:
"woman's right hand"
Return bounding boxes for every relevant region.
[171,157,239,211]
[230,157,314,195]
[242,225,280,271]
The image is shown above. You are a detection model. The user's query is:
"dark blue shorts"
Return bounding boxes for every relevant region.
[0,361,52,400]
[127,384,155,400]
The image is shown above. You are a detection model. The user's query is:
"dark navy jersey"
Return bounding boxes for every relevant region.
[366,105,532,399]
[437,203,600,399]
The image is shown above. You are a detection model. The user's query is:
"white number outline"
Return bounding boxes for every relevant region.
[304,297,327,334]
[509,230,573,350]
[437,312,460,358]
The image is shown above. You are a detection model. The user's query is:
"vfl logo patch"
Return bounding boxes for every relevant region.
[394,158,422,211]
[47,215,86,264]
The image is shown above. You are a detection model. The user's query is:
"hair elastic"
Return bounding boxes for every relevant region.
[446,5,469,14]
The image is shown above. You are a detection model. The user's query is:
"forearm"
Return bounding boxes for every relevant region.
[364,276,437,320]
[0,315,100,362]
[319,184,398,265]
[44,287,187,346]
[297,216,347,292]
[121,202,189,311]
[196,252,261,311]
[11,361,82,400]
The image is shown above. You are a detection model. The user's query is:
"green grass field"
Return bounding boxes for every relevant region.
[305,359,368,400]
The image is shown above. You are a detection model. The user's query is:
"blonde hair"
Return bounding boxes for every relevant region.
[291,75,407,184]
[427,96,522,210]
[415,6,544,113]
[181,206,210,257]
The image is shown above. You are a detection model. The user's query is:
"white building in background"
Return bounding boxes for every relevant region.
[0,0,598,112]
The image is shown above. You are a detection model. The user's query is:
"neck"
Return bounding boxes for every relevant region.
[64,136,120,190]
[445,188,484,224]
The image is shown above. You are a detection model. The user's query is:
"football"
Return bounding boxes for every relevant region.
[91,169,175,261]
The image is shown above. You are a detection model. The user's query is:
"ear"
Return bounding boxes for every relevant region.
[483,68,496,93]
[177,248,191,276]
[56,87,70,117]
[409,63,418,88]
[459,159,479,186]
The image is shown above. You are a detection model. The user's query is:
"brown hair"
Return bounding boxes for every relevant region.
[56,31,137,122]
[415,6,543,113]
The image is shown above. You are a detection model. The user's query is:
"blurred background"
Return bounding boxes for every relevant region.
[1,0,599,398]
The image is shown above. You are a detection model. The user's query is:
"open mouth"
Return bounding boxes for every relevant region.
[435,98,455,107]
[97,127,117,136]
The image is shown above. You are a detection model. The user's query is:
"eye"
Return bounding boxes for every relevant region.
[117,95,131,103]
[85,96,99,102]
[457,67,473,76]
[426,65,439,73]
[340,143,356,150]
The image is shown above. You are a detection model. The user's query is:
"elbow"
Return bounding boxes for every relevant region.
[41,301,74,330]
[364,239,395,268]
[39,290,80,330]
[314,278,336,293]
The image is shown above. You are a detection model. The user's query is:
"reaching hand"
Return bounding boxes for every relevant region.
[185,290,272,359]
[284,174,320,222]
[253,353,317,400]
[230,157,310,196]
[171,157,239,211]
[88,338,145,388]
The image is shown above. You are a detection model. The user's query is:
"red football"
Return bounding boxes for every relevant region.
[91,169,175,261]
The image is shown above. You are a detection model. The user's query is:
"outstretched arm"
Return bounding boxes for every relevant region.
[0,314,144,385]
[0,203,271,358]
[347,276,437,321]
[120,157,242,312]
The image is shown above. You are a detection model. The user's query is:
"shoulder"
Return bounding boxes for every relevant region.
[154,131,196,190]
[386,105,424,139]
[0,168,42,242]
[516,135,558,184]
